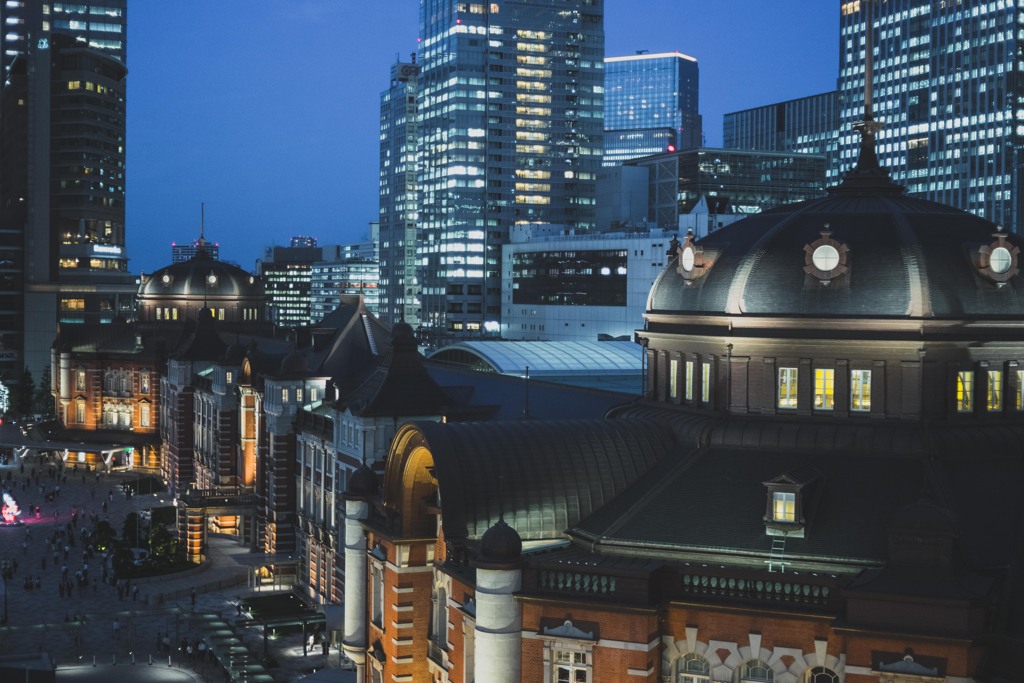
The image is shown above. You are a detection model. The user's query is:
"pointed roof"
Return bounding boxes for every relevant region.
[338,321,453,417]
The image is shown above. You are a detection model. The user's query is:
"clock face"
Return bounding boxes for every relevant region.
[207,274,218,285]
[990,246,1012,274]
[162,274,171,284]
[681,246,695,272]
[812,244,840,272]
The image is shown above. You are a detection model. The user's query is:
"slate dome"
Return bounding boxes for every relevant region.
[140,249,264,299]
[649,193,1024,320]
[346,464,378,498]
[478,517,522,566]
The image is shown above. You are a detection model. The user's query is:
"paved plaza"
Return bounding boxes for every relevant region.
[0,453,349,682]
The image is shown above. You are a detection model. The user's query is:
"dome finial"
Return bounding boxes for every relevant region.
[198,202,207,252]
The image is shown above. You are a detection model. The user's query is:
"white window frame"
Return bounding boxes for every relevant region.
[701,361,711,403]
[685,360,694,401]
[814,368,834,411]
[777,367,798,409]
[669,359,679,400]
[956,370,973,413]
[987,369,1002,412]
[850,369,871,412]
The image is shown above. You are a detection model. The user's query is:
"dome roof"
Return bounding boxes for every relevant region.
[478,517,522,566]
[278,350,309,376]
[649,193,1024,320]
[346,464,378,498]
[140,249,263,299]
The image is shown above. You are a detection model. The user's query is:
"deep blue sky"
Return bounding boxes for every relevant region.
[127,1,838,274]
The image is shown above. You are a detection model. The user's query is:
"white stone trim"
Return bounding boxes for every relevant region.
[628,667,655,676]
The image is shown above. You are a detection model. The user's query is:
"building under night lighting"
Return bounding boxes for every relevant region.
[416,0,605,347]
[604,51,701,166]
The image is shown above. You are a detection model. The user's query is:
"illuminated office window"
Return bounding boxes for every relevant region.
[850,370,871,412]
[777,368,798,409]
[814,369,834,410]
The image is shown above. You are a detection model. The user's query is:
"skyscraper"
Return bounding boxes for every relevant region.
[723,91,839,159]
[1,1,127,77]
[416,0,605,346]
[837,0,1022,230]
[0,1,130,380]
[604,51,700,166]
[378,57,420,328]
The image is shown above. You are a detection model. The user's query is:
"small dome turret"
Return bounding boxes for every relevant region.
[477,517,522,567]
[346,464,378,499]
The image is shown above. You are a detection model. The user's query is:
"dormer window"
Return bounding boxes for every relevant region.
[764,466,821,538]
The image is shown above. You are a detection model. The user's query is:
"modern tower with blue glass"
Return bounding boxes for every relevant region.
[416,0,605,347]
[604,51,700,166]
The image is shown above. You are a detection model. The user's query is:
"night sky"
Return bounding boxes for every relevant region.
[127,1,838,274]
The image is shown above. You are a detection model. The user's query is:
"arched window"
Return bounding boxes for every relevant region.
[677,652,710,683]
[806,667,838,683]
[739,660,774,683]
[430,586,448,649]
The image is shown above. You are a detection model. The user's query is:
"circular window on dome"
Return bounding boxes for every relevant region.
[980,234,1019,285]
[249,276,255,285]
[207,273,218,286]
[812,244,840,272]
[161,274,172,285]
[804,228,848,285]
[681,246,695,272]
[990,246,1012,274]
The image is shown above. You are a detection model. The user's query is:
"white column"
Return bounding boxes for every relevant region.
[342,498,369,673]
[475,566,522,683]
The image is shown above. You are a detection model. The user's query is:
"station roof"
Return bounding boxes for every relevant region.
[429,340,642,377]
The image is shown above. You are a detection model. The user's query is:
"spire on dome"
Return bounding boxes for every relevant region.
[831,0,904,197]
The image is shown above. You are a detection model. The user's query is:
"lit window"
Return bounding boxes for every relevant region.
[140,404,150,428]
[225,371,233,384]
[685,360,694,401]
[75,401,85,423]
[281,388,288,402]
[701,362,711,403]
[956,371,973,413]
[772,492,795,523]
[669,359,678,400]
[1017,370,1023,410]
[814,369,834,410]
[987,370,1002,412]
[76,370,86,391]
[296,388,303,403]
[777,367,798,409]
[850,369,871,412]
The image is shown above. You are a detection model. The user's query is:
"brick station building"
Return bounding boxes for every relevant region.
[339,131,1024,682]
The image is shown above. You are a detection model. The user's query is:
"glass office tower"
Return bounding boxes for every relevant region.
[723,91,839,159]
[604,51,700,166]
[837,0,1023,231]
[378,58,421,328]
[416,0,604,346]
[0,1,130,380]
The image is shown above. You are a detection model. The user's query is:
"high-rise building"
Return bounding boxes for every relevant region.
[258,239,323,327]
[837,0,1022,230]
[604,51,700,166]
[0,2,131,381]
[310,257,380,324]
[378,58,420,328]
[1,1,127,78]
[416,0,605,347]
[627,148,827,230]
[723,91,839,159]
[172,240,221,263]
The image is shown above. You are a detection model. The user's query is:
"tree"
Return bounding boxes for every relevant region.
[15,368,34,416]
[33,365,54,417]
[149,526,177,563]
[93,520,116,552]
